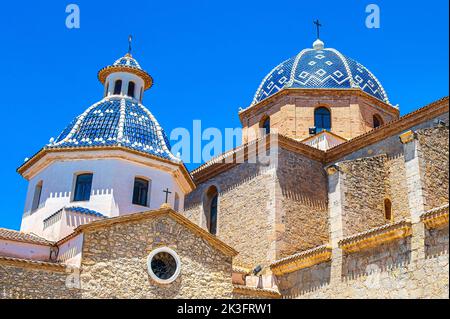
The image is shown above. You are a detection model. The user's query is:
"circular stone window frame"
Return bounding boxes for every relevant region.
[147,247,181,285]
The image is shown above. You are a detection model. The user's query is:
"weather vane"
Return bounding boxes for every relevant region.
[313,19,322,39]
[128,35,133,55]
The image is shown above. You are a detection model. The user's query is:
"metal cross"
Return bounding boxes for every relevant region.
[313,19,322,39]
[163,188,172,204]
[128,35,133,55]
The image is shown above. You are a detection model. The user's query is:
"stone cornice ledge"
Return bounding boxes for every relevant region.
[421,204,449,230]
[339,220,412,253]
[0,256,66,273]
[232,265,251,275]
[233,285,282,299]
[270,244,332,276]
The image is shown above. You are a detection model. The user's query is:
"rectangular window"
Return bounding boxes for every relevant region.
[133,178,149,207]
[73,174,93,202]
[31,182,43,212]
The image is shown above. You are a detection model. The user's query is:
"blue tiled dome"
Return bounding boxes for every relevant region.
[252,41,390,105]
[113,54,143,69]
[47,96,179,162]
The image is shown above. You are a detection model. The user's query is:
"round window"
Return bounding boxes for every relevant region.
[147,247,181,284]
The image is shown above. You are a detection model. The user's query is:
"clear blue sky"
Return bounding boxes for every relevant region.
[0,0,448,230]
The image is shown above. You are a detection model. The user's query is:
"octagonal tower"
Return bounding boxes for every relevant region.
[18,51,194,241]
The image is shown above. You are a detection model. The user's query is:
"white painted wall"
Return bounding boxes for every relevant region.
[21,157,185,240]
[57,234,84,267]
[105,72,145,101]
[0,239,51,262]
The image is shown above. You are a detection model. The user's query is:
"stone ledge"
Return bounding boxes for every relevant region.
[339,220,412,254]
[421,204,449,230]
[0,256,67,273]
[232,265,251,275]
[270,244,332,276]
[232,285,281,299]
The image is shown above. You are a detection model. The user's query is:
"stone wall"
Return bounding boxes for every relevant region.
[79,215,233,299]
[385,155,410,221]
[276,149,329,258]
[340,155,390,236]
[185,161,276,269]
[0,263,80,299]
[276,224,449,299]
[417,126,449,211]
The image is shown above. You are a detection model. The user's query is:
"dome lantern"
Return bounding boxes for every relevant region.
[98,38,153,102]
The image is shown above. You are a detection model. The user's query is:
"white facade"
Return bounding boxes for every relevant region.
[21,152,187,241]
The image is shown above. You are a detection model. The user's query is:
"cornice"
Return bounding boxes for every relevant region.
[421,204,449,230]
[98,65,153,90]
[324,96,449,163]
[339,220,412,254]
[239,88,399,121]
[17,146,195,193]
[232,285,282,299]
[270,244,332,276]
[0,256,66,273]
[58,206,238,257]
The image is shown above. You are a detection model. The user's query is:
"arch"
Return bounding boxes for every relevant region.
[73,173,93,202]
[384,198,393,221]
[373,114,384,129]
[127,81,136,98]
[203,185,218,235]
[314,107,331,132]
[139,87,144,102]
[132,177,151,207]
[113,80,122,95]
[31,180,43,213]
[259,115,271,136]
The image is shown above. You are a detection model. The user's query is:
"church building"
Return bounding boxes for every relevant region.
[0,34,448,299]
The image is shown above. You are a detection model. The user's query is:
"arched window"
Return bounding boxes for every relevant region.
[113,80,122,95]
[314,107,331,132]
[204,186,218,235]
[31,181,43,212]
[133,178,150,207]
[373,114,383,128]
[73,173,93,202]
[174,193,180,212]
[384,198,392,221]
[261,117,270,135]
[127,81,136,98]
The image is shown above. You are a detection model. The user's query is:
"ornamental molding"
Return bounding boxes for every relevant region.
[57,207,238,257]
[98,65,153,90]
[399,130,417,144]
[240,88,399,120]
[421,204,449,229]
[339,220,412,254]
[232,265,251,275]
[0,256,66,273]
[232,285,281,299]
[270,244,332,276]
[17,146,195,193]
